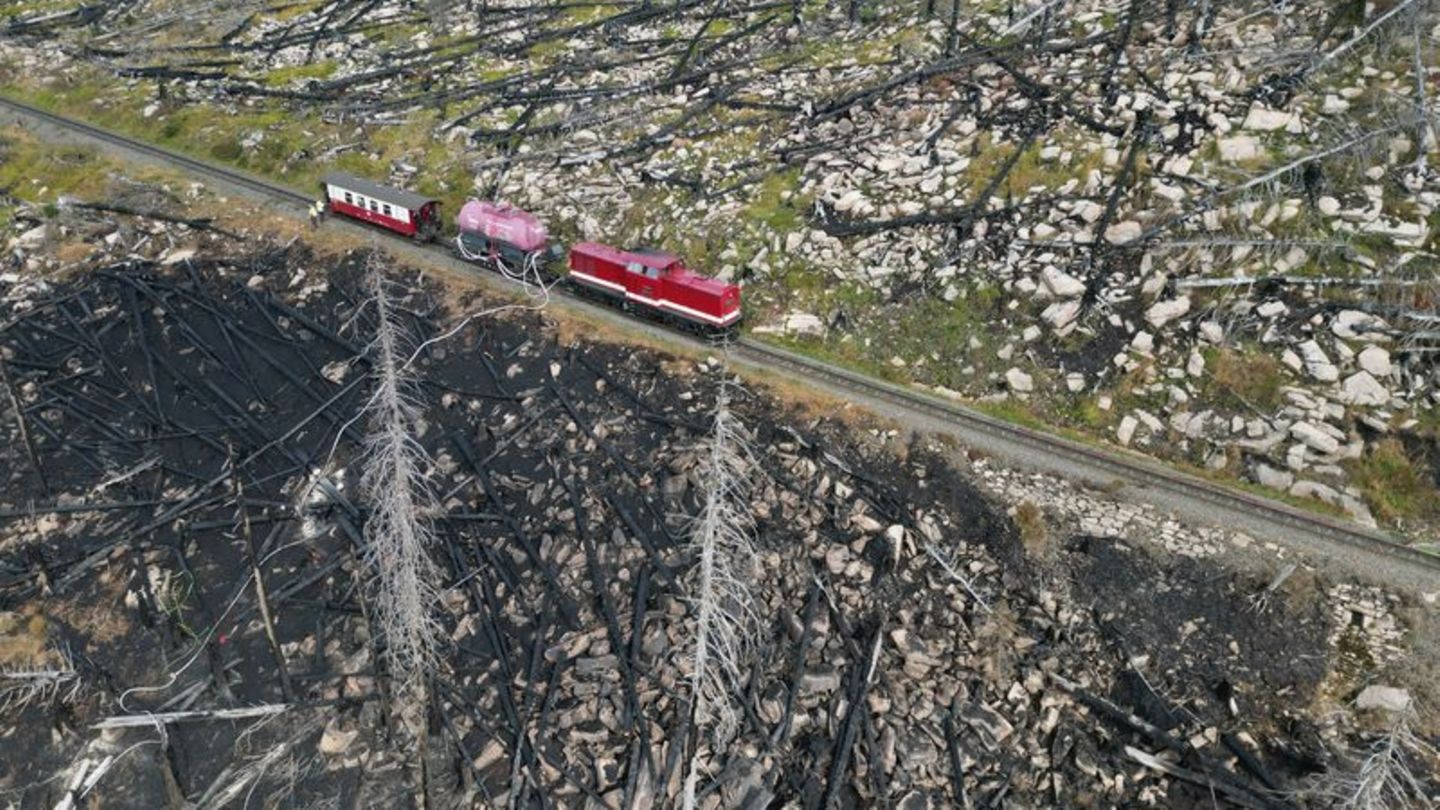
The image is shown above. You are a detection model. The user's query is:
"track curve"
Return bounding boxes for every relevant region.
[3,93,1436,591]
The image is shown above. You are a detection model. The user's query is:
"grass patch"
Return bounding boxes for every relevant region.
[267,0,322,22]
[1013,500,1048,556]
[1204,346,1286,412]
[1345,439,1440,524]
[0,130,113,203]
[262,61,337,87]
[745,168,803,231]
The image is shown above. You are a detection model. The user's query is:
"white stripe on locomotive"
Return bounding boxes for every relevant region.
[568,270,739,326]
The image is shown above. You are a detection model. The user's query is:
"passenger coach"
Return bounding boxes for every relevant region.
[321,172,441,240]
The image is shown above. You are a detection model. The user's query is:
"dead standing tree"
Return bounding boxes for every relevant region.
[357,255,443,727]
[1304,704,1439,809]
[681,371,763,810]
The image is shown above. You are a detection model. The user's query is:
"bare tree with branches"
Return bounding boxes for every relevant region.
[1305,704,1439,809]
[681,372,763,810]
[358,256,443,702]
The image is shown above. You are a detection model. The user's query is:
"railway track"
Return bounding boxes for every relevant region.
[3,93,1437,591]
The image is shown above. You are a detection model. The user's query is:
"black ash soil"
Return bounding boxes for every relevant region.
[0,242,1414,808]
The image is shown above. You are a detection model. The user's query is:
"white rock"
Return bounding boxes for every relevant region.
[1104,221,1143,245]
[1186,351,1205,377]
[1357,345,1391,377]
[1332,310,1389,339]
[1286,442,1309,470]
[1153,182,1185,203]
[1005,368,1034,393]
[1136,410,1164,433]
[1146,296,1191,328]
[161,247,198,266]
[1355,685,1411,713]
[786,312,828,337]
[1131,331,1154,354]
[834,190,865,213]
[1321,94,1350,115]
[13,224,48,251]
[143,102,161,118]
[1360,218,1428,245]
[1116,415,1139,446]
[1289,421,1340,455]
[319,718,359,755]
[1199,321,1224,343]
[1242,107,1293,132]
[1339,371,1388,406]
[1074,200,1104,223]
[1141,273,1168,297]
[1297,340,1338,382]
[1256,300,1287,318]
[1041,266,1086,298]
[1317,196,1341,216]
[1254,463,1294,490]
[1289,479,1340,504]
[1217,135,1262,162]
[1065,372,1085,392]
[1042,300,1081,330]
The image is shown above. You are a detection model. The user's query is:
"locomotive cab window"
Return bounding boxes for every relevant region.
[626,262,644,275]
[644,266,660,279]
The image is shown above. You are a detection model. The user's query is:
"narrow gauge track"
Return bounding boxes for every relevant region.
[3,94,1437,590]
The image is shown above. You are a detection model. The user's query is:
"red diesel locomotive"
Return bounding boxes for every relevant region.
[321,174,741,333]
[568,243,741,329]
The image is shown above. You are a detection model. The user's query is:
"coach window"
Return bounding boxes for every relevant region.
[383,204,392,217]
[370,200,378,212]
[344,192,353,204]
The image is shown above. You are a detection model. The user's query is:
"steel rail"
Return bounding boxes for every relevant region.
[3,93,1437,584]
[735,340,1440,574]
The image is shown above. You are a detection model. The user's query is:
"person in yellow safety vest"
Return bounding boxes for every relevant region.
[310,200,325,229]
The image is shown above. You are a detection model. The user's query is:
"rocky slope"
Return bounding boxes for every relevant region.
[1,0,1437,536]
[1,190,1436,807]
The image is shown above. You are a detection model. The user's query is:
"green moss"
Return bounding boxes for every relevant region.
[267,1,322,22]
[745,168,803,230]
[262,61,337,88]
[528,39,570,60]
[209,138,243,162]
[561,3,621,24]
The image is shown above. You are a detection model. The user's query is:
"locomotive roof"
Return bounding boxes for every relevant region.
[321,172,437,212]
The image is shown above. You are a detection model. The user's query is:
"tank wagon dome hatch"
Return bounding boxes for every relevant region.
[321,171,438,212]
[457,200,550,253]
